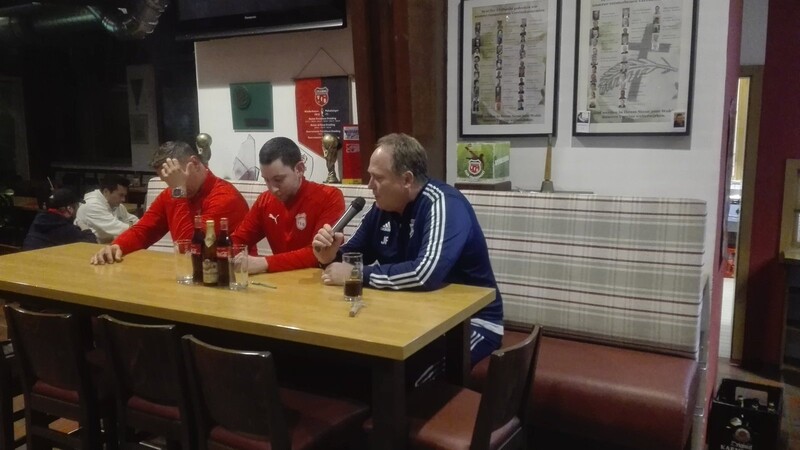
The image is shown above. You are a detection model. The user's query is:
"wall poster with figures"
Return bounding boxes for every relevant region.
[461,0,558,136]
[573,0,695,135]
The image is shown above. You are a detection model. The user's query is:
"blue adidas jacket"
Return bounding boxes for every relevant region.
[341,179,503,327]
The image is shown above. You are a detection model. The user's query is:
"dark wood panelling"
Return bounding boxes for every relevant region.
[348,0,446,181]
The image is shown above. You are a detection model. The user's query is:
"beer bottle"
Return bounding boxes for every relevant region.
[191,215,204,284]
[216,217,231,287]
[202,220,218,286]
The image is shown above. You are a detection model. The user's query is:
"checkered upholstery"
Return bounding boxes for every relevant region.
[337,185,706,358]
[148,180,705,358]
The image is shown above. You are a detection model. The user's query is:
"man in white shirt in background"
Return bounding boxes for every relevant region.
[75,175,139,243]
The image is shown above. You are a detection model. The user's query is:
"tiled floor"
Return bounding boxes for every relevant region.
[716,358,800,450]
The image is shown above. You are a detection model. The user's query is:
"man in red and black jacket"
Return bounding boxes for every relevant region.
[231,137,344,273]
[90,141,249,265]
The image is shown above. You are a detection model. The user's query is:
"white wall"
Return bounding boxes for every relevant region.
[194,27,355,183]
[740,0,768,66]
[446,0,730,270]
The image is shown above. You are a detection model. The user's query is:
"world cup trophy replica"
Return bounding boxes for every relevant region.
[322,133,340,184]
[196,133,213,165]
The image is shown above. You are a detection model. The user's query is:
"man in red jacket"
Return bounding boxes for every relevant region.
[90,141,249,264]
[231,137,344,273]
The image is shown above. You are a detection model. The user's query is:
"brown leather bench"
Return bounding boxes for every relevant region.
[471,330,697,450]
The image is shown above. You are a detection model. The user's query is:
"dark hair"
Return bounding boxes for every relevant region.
[100,175,130,193]
[375,133,429,184]
[259,137,302,167]
[47,188,83,209]
[150,141,200,170]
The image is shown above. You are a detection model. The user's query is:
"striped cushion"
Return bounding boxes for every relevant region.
[337,186,705,358]
[148,181,705,357]
[479,192,704,358]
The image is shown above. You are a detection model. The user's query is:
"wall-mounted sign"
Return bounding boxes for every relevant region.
[229,82,273,131]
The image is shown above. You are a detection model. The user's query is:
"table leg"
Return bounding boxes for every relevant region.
[445,318,470,385]
[370,359,406,450]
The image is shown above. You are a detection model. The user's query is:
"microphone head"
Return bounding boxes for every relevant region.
[351,197,366,211]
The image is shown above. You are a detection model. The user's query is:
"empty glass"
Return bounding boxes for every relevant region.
[228,244,249,290]
[173,239,194,285]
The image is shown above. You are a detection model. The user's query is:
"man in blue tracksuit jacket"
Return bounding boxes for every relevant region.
[313,133,503,382]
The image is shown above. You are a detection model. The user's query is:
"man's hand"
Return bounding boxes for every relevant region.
[321,262,353,286]
[312,224,344,265]
[90,244,123,265]
[159,158,189,190]
[246,255,268,274]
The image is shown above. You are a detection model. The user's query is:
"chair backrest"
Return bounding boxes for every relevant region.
[0,244,21,256]
[98,315,189,407]
[182,335,290,450]
[472,325,542,449]
[3,304,91,395]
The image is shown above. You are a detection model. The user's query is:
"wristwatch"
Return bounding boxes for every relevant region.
[171,187,186,198]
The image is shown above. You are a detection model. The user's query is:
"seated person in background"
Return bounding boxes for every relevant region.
[23,188,97,251]
[313,133,504,370]
[75,175,139,244]
[232,137,344,273]
[90,141,249,264]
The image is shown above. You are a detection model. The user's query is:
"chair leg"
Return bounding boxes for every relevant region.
[0,373,13,450]
[103,415,119,450]
[27,409,53,450]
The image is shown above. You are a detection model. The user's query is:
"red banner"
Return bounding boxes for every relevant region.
[295,76,351,157]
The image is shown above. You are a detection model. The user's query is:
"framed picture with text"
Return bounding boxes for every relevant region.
[461,0,559,136]
[573,0,696,135]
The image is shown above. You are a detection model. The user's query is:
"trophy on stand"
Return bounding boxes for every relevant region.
[322,133,341,184]
[196,133,213,165]
[540,135,554,193]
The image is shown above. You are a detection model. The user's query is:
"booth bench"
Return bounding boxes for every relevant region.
[146,179,707,450]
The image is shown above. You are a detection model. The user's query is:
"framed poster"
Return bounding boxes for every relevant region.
[461,0,559,136]
[573,0,696,135]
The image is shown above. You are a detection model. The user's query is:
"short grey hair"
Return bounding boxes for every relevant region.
[150,141,202,170]
[375,133,429,184]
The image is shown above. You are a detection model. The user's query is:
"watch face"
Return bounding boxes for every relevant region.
[172,188,184,198]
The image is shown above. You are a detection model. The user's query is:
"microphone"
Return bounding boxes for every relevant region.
[315,197,366,253]
[332,197,366,233]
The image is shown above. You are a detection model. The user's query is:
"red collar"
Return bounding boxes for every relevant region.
[46,208,70,218]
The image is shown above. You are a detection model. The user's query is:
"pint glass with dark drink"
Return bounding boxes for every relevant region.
[342,252,363,302]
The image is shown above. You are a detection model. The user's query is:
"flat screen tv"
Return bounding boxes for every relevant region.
[175,0,347,41]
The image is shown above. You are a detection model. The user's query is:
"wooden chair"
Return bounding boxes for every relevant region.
[98,315,195,449]
[3,303,116,450]
[0,339,25,448]
[182,335,369,450]
[374,325,542,450]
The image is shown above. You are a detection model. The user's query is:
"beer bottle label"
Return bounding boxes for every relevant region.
[191,244,201,256]
[203,258,218,283]
[216,248,229,259]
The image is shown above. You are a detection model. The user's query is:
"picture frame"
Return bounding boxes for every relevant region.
[573,0,696,135]
[460,0,559,137]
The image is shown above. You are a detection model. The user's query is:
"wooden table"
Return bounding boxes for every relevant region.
[0,243,495,449]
